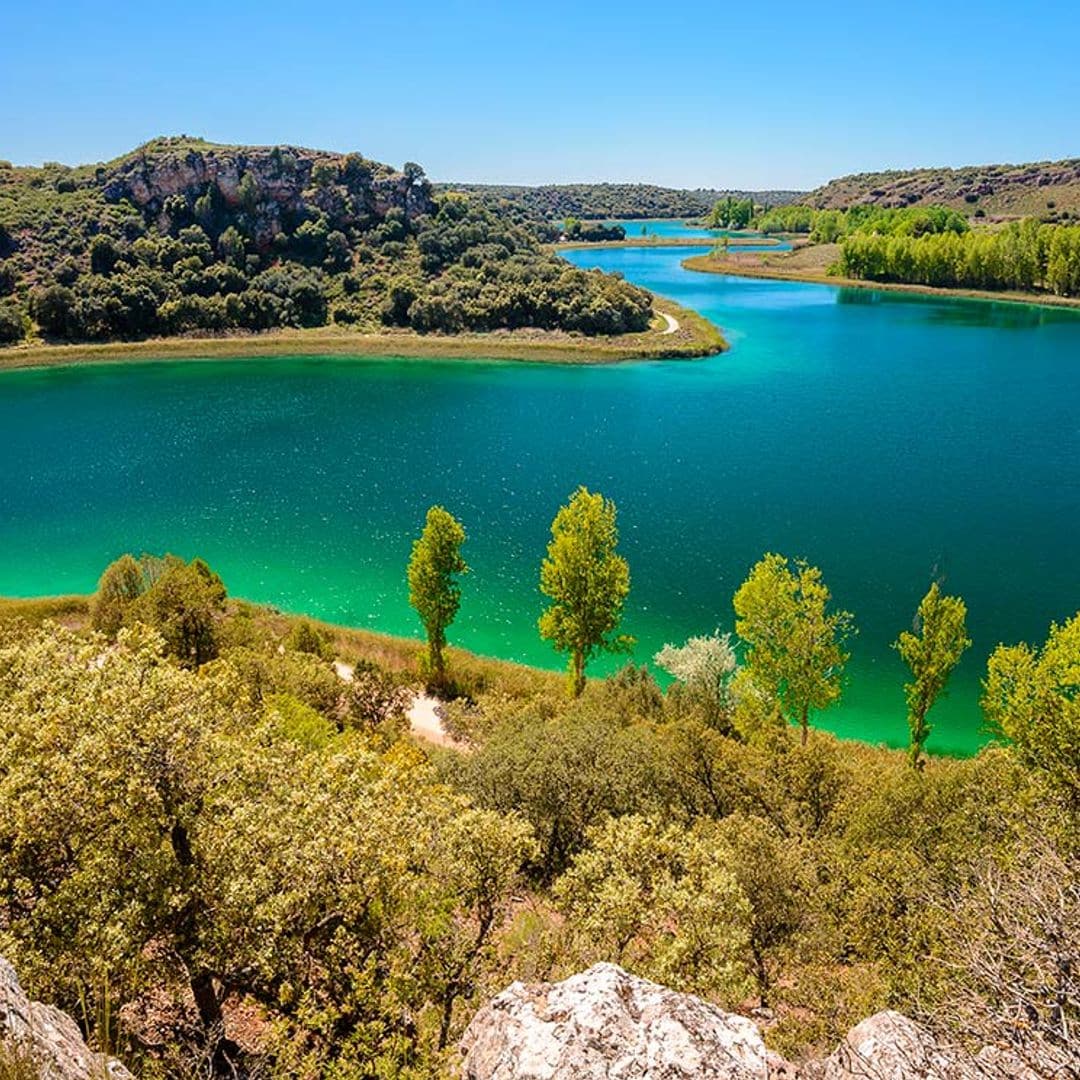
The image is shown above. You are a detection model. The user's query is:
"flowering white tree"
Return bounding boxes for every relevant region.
[654,631,738,729]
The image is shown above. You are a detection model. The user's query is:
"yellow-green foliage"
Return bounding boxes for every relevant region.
[554,814,752,1002]
[1,551,1077,1077]
[0,1040,38,1080]
[984,612,1080,810]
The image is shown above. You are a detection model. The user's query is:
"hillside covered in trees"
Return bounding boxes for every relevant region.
[0,138,655,346]
[806,156,1080,218]
[439,182,805,221]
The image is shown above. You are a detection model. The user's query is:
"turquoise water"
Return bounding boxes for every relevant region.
[2,250,1079,753]
[602,218,792,251]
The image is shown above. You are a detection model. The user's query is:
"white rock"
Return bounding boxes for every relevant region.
[460,962,768,1079]
[811,1010,977,1080]
[1,955,133,1080]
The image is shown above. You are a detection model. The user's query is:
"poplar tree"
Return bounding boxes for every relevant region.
[733,553,852,745]
[539,486,632,697]
[894,582,971,770]
[407,506,468,680]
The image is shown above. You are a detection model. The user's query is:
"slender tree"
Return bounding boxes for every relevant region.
[539,486,632,697]
[733,553,852,745]
[894,582,971,770]
[407,506,468,680]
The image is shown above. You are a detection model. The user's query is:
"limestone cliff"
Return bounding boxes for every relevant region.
[101,136,433,248]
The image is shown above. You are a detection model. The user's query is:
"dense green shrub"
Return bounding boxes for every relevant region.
[0,299,24,343]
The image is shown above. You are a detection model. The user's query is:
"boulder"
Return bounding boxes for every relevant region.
[460,962,768,1079]
[0,955,133,1080]
[808,1010,976,1080]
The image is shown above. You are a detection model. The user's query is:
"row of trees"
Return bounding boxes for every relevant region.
[754,203,970,240]
[837,218,1080,296]
[407,489,982,768]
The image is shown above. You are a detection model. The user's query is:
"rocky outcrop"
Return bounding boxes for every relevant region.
[806,157,1080,213]
[0,956,133,1080]
[805,1010,976,1079]
[101,137,432,248]
[460,963,768,1079]
[461,967,1069,1080]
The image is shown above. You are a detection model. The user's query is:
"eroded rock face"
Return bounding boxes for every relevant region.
[101,139,431,249]
[0,956,133,1080]
[460,962,768,1080]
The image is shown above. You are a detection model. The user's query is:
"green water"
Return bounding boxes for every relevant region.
[2,247,1079,753]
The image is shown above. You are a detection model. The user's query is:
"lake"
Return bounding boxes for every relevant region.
[2,247,1078,753]
[601,218,793,251]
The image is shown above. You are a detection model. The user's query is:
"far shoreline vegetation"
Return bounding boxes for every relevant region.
[554,178,1080,310]
[681,249,1080,311]
[0,293,725,371]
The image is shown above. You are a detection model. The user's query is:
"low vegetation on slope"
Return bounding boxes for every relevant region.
[0,137,654,347]
[806,156,1080,218]
[0,488,1076,1078]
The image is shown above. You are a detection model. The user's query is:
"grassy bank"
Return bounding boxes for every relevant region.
[0,593,563,703]
[683,248,1080,312]
[0,296,725,372]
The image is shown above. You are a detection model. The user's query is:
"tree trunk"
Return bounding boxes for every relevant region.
[754,947,770,1008]
[571,650,585,697]
[800,704,809,746]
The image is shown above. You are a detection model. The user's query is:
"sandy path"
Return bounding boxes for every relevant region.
[659,312,680,335]
[334,660,457,747]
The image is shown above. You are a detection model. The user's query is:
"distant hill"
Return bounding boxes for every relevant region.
[807,158,1080,217]
[437,182,806,221]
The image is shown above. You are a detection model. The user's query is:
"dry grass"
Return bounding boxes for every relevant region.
[0,1040,38,1080]
[0,593,564,703]
[0,594,90,627]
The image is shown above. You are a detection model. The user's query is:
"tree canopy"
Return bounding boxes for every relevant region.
[733,554,852,745]
[894,582,971,770]
[408,506,469,680]
[538,487,632,696]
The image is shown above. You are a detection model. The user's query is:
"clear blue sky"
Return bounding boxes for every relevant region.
[3,0,1078,189]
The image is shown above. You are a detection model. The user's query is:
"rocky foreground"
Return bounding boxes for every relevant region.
[0,956,131,1079]
[461,964,1047,1080]
[0,956,1058,1079]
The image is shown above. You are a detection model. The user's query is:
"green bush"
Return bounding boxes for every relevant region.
[0,300,25,344]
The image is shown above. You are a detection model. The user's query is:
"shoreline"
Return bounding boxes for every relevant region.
[682,252,1080,312]
[0,296,725,373]
[0,592,976,758]
[554,232,785,252]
